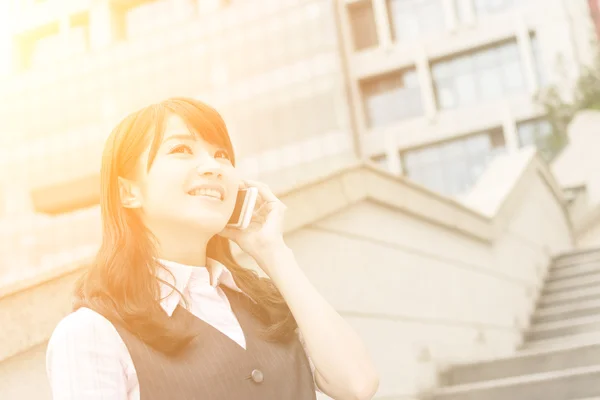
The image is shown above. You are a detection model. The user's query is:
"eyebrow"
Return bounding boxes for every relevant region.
[161,134,197,146]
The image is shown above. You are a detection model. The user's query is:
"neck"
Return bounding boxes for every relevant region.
[153,229,213,267]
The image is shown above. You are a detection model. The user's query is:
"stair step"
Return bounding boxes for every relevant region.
[534,298,600,323]
[433,365,600,400]
[548,263,600,281]
[443,342,600,386]
[545,272,600,293]
[540,286,600,308]
[522,332,600,351]
[554,248,600,268]
[527,315,600,341]
[553,256,600,270]
[572,398,600,400]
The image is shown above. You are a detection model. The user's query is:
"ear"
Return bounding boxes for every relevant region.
[118,176,142,209]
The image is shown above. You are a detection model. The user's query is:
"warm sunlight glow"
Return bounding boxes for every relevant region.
[0,1,12,76]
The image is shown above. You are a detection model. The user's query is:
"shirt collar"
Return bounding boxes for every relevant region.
[156,257,253,317]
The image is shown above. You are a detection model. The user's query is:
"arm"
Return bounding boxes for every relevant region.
[220,180,379,399]
[255,246,380,400]
[46,308,129,400]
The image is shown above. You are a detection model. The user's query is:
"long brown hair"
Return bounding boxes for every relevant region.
[74,97,296,355]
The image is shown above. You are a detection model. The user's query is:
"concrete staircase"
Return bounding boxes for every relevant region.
[432,248,600,400]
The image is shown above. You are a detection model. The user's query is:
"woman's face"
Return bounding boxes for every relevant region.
[121,112,241,236]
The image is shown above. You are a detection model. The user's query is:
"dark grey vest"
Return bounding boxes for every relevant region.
[112,288,317,400]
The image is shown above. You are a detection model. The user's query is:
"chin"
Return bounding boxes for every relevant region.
[183,213,229,233]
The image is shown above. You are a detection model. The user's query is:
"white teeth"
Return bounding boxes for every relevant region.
[189,188,222,200]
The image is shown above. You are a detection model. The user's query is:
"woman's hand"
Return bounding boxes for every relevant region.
[218,180,289,268]
[221,181,380,399]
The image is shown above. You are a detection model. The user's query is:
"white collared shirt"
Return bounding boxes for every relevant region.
[46,258,314,400]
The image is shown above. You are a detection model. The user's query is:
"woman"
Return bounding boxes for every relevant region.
[46,97,379,400]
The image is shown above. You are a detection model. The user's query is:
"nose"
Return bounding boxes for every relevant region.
[196,161,223,179]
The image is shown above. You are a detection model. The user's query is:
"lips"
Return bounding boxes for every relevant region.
[187,183,225,201]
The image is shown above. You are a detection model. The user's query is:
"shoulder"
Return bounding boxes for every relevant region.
[47,307,126,355]
[46,309,134,397]
[50,307,117,339]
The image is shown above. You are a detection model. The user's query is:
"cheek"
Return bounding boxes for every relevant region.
[225,172,242,210]
[225,186,240,210]
[143,170,183,201]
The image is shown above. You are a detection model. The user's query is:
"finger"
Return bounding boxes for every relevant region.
[254,201,271,216]
[255,199,285,220]
[244,179,279,204]
[246,220,263,232]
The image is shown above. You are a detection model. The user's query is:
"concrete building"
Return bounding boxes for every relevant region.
[0,0,359,283]
[0,0,356,205]
[1,1,600,399]
[337,0,597,196]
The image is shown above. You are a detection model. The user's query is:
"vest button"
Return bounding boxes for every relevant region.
[251,369,264,383]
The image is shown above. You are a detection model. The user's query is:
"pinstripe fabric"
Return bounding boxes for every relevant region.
[112,287,316,400]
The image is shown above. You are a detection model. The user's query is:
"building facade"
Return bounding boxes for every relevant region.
[0,0,357,210]
[0,0,359,285]
[0,0,597,281]
[337,0,597,195]
[0,0,597,210]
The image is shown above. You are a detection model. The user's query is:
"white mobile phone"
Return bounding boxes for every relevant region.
[227,187,259,230]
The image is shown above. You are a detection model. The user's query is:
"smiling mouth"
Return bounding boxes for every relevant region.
[187,188,224,201]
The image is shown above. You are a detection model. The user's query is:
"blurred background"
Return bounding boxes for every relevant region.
[2,0,600,399]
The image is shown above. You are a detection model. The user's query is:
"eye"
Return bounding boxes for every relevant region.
[214,149,231,160]
[169,144,193,155]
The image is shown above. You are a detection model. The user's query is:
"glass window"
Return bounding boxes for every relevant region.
[24,22,61,68]
[67,12,90,57]
[388,0,445,42]
[432,40,525,110]
[124,0,176,39]
[502,60,525,91]
[360,69,424,128]
[348,0,379,51]
[30,33,62,66]
[402,128,506,195]
[474,0,515,16]
[517,119,566,161]
[455,74,478,105]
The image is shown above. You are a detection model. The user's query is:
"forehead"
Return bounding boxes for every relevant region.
[163,112,191,135]
[160,112,224,147]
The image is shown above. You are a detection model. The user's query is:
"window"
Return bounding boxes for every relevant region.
[387,0,445,41]
[13,11,91,70]
[473,0,515,16]
[15,22,60,70]
[348,0,379,51]
[68,12,90,57]
[113,0,193,41]
[124,0,174,39]
[517,119,566,161]
[402,129,506,195]
[432,40,525,110]
[360,68,423,128]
